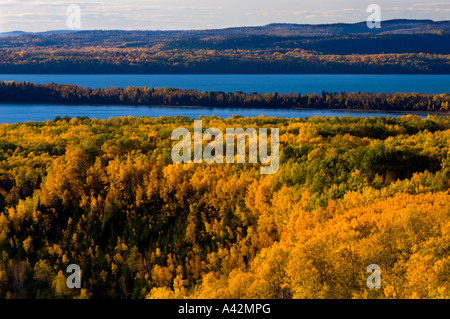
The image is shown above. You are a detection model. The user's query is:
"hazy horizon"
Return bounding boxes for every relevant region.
[1,0,449,33]
[1,18,449,34]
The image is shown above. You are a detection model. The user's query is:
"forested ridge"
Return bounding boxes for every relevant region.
[1,20,449,74]
[1,50,449,74]
[1,81,449,112]
[0,115,449,299]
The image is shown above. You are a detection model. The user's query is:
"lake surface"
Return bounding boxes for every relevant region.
[1,74,448,123]
[0,104,442,124]
[1,74,450,94]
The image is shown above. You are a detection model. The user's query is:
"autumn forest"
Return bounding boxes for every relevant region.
[0,17,449,302]
[1,20,449,74]
[0,115,449,299]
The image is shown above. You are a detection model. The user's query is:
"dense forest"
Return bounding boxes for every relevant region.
[2,20,450,51]
[0,115,448,299]
[0,81,449,112]
[1,20,449,74]
[1,50,449,74]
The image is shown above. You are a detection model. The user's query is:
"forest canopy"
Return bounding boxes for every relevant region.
[0,50,449,74]
[0,115,449,299]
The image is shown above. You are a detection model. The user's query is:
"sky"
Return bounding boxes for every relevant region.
[0,0,449,32]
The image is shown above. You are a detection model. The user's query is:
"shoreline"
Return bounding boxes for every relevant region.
[0,102,448,116]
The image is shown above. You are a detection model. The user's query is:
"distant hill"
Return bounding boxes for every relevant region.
[202,19,450,36]
[258,19,450,35]
[3,19,449,54]
[2,19,449,40]
[0,31,27,38]
[0,19,449,74]
[0,30,79,38]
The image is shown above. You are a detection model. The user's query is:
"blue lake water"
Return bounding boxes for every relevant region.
[0,74,448,123]
[0,104,443,124]
[1,74,450,94]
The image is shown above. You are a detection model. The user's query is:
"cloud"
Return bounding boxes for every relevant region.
[1,0,448,32]
[293,8,362,19]
[413,2,450,7]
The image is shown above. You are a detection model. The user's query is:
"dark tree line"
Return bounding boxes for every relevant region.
[0,81,449,112]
